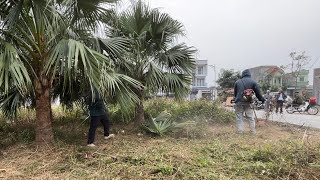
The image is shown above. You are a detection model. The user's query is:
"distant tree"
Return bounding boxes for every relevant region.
[259,82,270,94]
[217,70,241,89]
[259,83,279,93]
[281,51,311,92]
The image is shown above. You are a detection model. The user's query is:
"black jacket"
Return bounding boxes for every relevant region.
[234,69,264,103]
[86,89,107,117]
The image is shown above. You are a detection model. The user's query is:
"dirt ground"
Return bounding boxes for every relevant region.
[0,121,320,179]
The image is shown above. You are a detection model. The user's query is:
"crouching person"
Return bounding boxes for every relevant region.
[234,69,265,134]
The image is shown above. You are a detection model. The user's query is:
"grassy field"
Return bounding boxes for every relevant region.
[1,119,320,179]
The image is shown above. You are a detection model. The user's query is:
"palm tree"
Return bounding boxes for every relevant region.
[105,1,196,124]
[0,0,140,144]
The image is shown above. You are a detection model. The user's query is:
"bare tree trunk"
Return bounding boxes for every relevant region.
[34,77,54,144]
[294,76,298,92]
[134,90,145,125]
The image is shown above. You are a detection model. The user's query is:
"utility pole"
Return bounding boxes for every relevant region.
[208,65,217,100]
[208,65,217,87]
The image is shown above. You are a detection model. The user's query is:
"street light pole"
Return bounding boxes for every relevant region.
[208,64,217,99]
[208,65,217,87]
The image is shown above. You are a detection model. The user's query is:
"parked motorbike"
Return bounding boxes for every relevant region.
[285,101,319,115]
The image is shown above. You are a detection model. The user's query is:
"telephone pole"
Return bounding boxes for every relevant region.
[208,65,217,99]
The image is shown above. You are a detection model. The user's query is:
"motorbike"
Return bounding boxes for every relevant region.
[285,101,319,115]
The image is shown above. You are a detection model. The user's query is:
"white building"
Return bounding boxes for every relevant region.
[192,60,208,87]
[190,60,214,100]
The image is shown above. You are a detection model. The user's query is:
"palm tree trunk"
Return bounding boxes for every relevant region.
[134,90,145,125]
[34,76,54,144]
[134,101,145,125]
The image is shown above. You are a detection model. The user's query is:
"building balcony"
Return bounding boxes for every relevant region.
[196,60,208,65]
[192,83,208,88]
[193,73,207,77]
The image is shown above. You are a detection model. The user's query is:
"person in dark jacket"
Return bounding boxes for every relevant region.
[275,89,287,114]
[86,89,114,147]
[292,92,305,106]
[234,69,265,134]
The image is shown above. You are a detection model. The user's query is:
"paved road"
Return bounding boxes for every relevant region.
[255,110,320,129]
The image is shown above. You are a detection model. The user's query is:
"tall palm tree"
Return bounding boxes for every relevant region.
[105,1,196,124]
[0,0,140,144]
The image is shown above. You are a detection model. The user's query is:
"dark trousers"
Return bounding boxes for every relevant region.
[276,101,284,113]
[87,114,110,144]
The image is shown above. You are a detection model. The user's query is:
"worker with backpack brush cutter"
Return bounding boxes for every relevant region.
[234,69,265,134]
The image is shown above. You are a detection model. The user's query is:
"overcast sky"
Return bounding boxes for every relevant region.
[120,0,320,86]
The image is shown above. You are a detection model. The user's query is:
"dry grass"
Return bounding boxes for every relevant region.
[0,121,320,179]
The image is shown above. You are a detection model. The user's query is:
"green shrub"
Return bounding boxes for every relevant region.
[143,98,235,138]
[108,104,134,123]
[144,98,234,123]
[103,98,235,124]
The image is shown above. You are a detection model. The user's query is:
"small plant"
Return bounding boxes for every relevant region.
[144,111,173,136]
[153,164,176,175]
[144,111,194,136]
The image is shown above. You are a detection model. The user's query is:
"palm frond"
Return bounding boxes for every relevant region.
[59,0,118,31]
[46,39,142,109]
[162,73,192,100]
[144,61,164,92]
[0,87,34,119]
[0,0,24,29]
[98,37,129,58]
[149,9,184,46]
[0,42,32,94]
[45,39,108,90]
[119,0,151,36]
[159,44,196,75]
[99,67,141,110]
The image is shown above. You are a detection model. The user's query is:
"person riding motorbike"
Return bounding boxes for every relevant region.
[292,92,305,106]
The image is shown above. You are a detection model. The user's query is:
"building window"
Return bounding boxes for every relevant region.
[197,78,205,86]
[198,66,204,75]
[299,77,304,82]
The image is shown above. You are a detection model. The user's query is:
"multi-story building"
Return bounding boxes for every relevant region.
[190,60,213,100]
[248,66,284,91]
[283,69,310,96]
[313,68,320,104]
[192,60,208,87]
